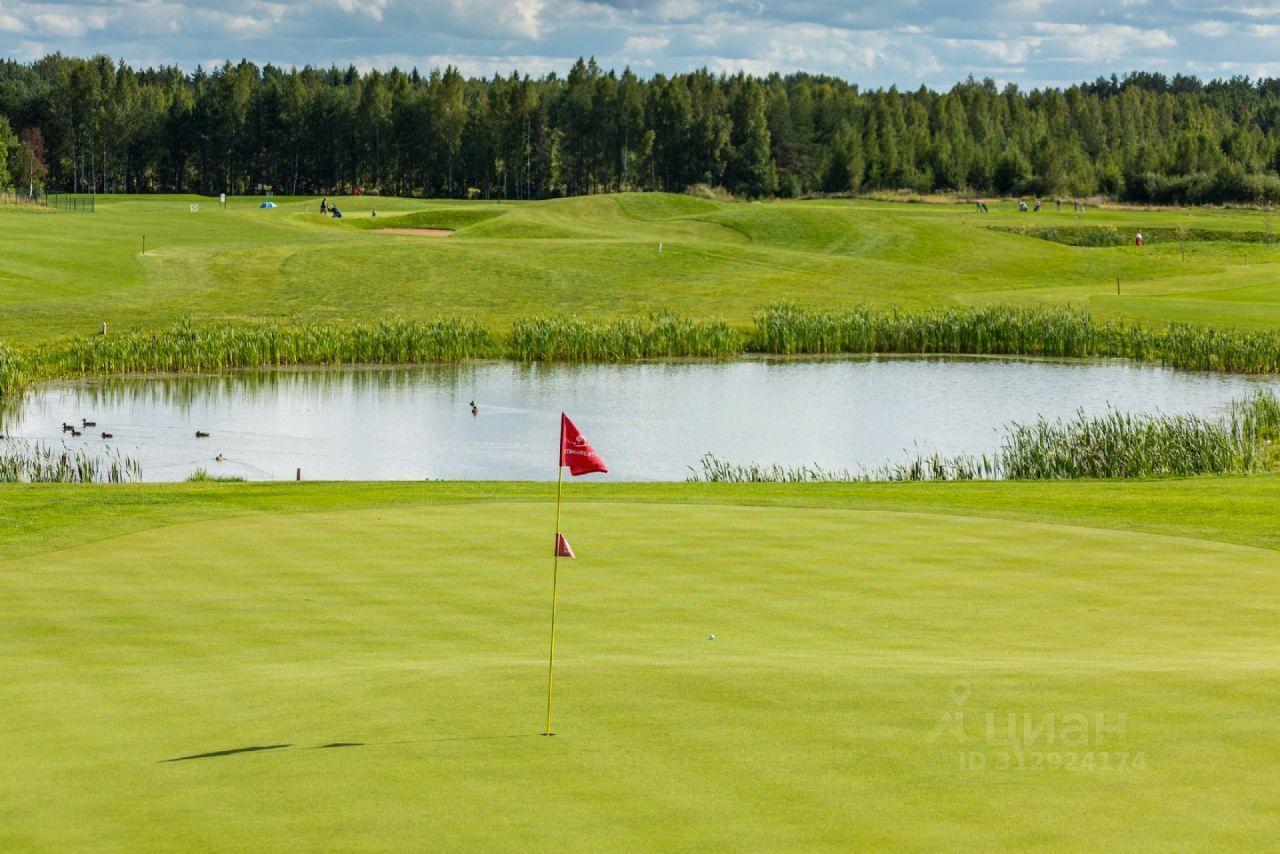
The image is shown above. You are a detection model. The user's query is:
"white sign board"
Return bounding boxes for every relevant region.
[220,193,226,206]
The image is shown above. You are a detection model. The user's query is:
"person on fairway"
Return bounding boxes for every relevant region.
[320,197,328,214]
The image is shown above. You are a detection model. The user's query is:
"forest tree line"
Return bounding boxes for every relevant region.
[4,54,1280,203]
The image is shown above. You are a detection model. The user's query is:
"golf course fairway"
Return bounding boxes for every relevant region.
[6,192,1280,348]
[3,479,1277,850]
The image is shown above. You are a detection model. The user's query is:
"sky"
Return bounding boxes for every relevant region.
[1,0,1279,88]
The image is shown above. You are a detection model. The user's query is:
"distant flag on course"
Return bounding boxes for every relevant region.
[555,532,576,559]
[559,413,607,476]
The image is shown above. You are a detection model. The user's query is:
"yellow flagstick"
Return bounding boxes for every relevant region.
[544,461,565,736]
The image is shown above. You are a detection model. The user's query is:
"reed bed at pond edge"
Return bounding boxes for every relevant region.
[749,305,1280,373]
[0,439,141,483]
[1,306,1279,398]
[509,315,740,361]
[690,390,1280,482]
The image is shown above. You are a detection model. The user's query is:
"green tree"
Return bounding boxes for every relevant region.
[0,115,16,187]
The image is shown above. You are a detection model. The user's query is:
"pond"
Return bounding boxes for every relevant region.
[5,357,1278,481]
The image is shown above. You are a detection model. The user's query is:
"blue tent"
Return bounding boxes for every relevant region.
[259,201,278,209]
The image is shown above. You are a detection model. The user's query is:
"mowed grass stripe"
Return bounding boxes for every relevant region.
[4,476,1280,561]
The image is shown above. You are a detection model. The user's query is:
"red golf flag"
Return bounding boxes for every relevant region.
[555,532,575,559]
[559,413,607,476]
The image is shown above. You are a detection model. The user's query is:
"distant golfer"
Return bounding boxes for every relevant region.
[320,197,328,214]
[1135,232,1144,247]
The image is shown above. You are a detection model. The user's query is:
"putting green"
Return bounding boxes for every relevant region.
[3,496,1277,849]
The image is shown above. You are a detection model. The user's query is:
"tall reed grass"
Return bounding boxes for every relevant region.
[750,305,1280,373]
[0,439,141,483]
[0,341,22,398]
[186,468,246,482]
[46,318,495,378]
[1,307,1278,400]
[690,391,1280,483]
[689,452,997,483]
[1004,390,1280,477]
[509,314,741,361]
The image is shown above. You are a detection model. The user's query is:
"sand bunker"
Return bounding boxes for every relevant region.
[378,227,454,237]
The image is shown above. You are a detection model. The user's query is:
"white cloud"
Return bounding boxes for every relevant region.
[12,38,44,59]
[33,11,97,38]
[623,35,669,53]
[1225,3,1280,17]
[335,0,390,22]
[653,0,705,22]
[705,55,777,75]
[621,35,669,65]
[1032,22,1176,62]
[0,0,1276,88]
[449,0,545,39]
[1190,20,1230,38]
[422,52,563,77]
[944,37,1038,64]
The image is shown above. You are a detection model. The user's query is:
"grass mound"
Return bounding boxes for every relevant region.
[351,207,506,232]
[614,192,721,220]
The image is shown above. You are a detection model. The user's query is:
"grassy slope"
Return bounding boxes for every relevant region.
[2,478,1279,849]
[3,193,1280,346]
